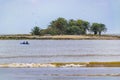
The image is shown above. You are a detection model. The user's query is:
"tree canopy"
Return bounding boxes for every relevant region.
[31,26,41,35]
[31,17,107,36]
[90,23,107,35]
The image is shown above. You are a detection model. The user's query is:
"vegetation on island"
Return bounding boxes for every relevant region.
[31,26,41,35]
[31,17,107,36]
[1,17,120,40]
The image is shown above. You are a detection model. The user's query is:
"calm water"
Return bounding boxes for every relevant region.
[0,40,120,80]
[1,67,120,80]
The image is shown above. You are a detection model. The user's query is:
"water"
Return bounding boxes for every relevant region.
[0,40,120,80]
[1,68,120,80]
[0,40,120,63]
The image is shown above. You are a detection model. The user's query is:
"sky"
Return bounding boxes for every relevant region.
[0,0,120,34]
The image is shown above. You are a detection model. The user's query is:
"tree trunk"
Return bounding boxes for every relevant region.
[84,29,87,35]
[94,31,97,35]
[99,31,101,36]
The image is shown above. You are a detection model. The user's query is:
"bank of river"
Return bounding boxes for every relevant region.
[0,35,120,40]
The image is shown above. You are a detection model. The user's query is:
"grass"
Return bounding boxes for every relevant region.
[0,34,120,40]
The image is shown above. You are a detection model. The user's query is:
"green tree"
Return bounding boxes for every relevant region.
[67,19,88,35]
[31,26,41,35]
[90,23,99,35]
[76,20,90,34]
[68,19,76,26]
[82,21,90,34]
[43,27,59,35]
[42,17,107,35]
[66,26,82,35]
[49,17,68,35]
[90,23,107,35]
[98,24,107,35]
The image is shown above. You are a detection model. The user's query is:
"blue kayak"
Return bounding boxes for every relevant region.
[20,41,29,45]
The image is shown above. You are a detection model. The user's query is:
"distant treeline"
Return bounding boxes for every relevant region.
[31,17,107,36]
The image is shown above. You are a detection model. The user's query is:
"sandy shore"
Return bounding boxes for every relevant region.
[0,34,120,40]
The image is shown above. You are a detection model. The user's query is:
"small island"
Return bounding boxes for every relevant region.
[0,17,120,40]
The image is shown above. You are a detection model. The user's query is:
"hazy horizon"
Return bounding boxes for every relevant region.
[0,0,120,34]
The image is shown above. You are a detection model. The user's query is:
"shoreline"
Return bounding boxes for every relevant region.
[0,34,120,40]
[1,62,120,68]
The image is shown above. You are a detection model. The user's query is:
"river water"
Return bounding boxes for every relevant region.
[0,40,120,80]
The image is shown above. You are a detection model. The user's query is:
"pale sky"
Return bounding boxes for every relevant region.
[0,0,120,34]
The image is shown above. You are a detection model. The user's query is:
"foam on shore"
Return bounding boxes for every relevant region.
[0,63,86,68]
[1,62,120,68]
[0,63,56,68]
